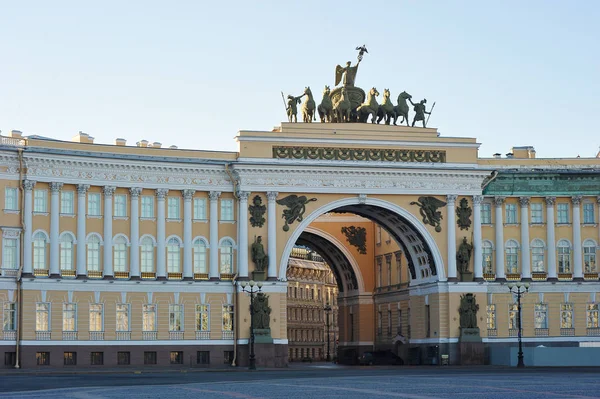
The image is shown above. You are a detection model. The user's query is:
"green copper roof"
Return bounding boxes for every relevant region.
[483,170,600,196]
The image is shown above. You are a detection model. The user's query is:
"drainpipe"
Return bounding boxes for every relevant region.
[14,148,25,368]
[231,274,238,366]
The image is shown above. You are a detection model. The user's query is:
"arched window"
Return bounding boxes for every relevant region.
[531,239,545,273]
[220,238,234,274]
[193,238,207,274]
[505,240,519,274]
[33,232,47,270]
[59,233,74,272]
[583,239,597,274]
[482,241,493,274]
[87,235,101,272]
[113,236,128,273]
[167,237,181,274]
[557,239,571,274]
[140,236,154,273]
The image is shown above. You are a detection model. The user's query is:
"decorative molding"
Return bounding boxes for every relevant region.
[272,146,446,163]
[456,198,472,230]
[1,227,21,238]
[358,194,367,204]
[248,195,266,228]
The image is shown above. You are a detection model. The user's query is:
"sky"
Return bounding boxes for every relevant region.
[1,1,599,158]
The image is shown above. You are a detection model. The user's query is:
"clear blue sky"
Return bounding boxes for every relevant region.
[1,1,598,158]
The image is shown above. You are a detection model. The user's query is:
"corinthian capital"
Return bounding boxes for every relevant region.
[49,182,64,193]
[446,194,458,205]
[129,187,143,198]
[155,188,169,199]
[266,191,278,202]
[545,196,556,206]
[22,180,36,191]
[103,186,116,197]
[493,196,506,206]
[182,189,196,200]
[472,195,484,205]
[208,191,221,201]
[519,197,530,207]
[238,191,250,201]
[77,184,90,195]
[571,196,582,205]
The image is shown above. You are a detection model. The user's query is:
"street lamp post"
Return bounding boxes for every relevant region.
[324,303,332,362]
[240,280,263,370]
[507,282,529,368]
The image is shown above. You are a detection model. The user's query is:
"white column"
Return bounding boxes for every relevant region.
[267,191,278,280]
[49,182,63,277]
[208,191,221,280]
[76,184,90,277]
[446,195,457,281]
[494,196,506,280]
[102,186,116,278]
[156,188,169,279]
[472,195,484,281]
[519,197,531,280]
[129,188,142,279]
[598,197,600,253]
[22,180,36,275]
[182,189,195,279]
[237,191,250,279]
[546,197,557,280]
[572,196,583,280]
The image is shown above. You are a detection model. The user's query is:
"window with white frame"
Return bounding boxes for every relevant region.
[141,196,154,218]
[505,240,519,274]
[376,226,382,245]
[61,191,74,214]
[220,199,234,221]
[88,193,101,216]
[508,303,518,330]
[583,240,597,273]
[59,234,74,271]
[386,256,392,286]
[557,239,571,273]
[482,241,493,274]
[583,203,595,224]
[557,203,569,224]
[3,302,16,331]
[87,235,101,272]
[4,187,18,211]
[169,304,183,331]
[113,236,128,272]
[2,237,18,269]
[196,304,209,332]
[530,203,543,224]
[114,194,127,217]
[531,239,545,273]
[89,304,103,332]
[505,203,517,224]
[167,238,181,273]
[34,190,47,213]
[193,198,207,220]
[63,303,77,332]
[376,257,382,287]
[36,303,50,331]
[486,304,496,330]
[481,203,492,224]
[143,304,156,331]
[219,239,234,274]
[222,305,233,331]
[395,253,402,284]
[33,232,47,270]
[587,304,599,328]
[116,304,130,331]
[534,303,548,329]
[193,239,207,274]
[167,197,180,219]
[140,237,154,273]
[560,303,574,329]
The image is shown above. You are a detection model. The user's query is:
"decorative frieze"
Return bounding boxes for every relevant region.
[273,146,446,163]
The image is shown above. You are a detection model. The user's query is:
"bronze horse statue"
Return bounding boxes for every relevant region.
[301,87,316,123]
[332,87,351,123]
[357,87,379,123]
[376,89,395,125]
[317,85,333,123]
[393,91,412,126]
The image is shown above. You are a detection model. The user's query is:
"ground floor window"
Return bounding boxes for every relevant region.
[144,351,157,365]
[560,303,574,329]
[587,304,599,328]
[117,352,130,365]
[223,350,234,364]
[486,304,496,330]
[90,352,104,365]
[4,352,16,366]
[197,351,210,365]
[36,352,50,366]
[170,351,183,364]
[534,303,548,329]
[63,352,77,366]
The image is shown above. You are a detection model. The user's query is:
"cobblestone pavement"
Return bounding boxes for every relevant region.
[2,368,600,399]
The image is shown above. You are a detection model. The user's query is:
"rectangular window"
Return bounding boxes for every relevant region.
[64,352,77,366]
[587,304,599,328]
[583,203,595,224]
[167,197,180,219]
[584,244,597,273]
[220,199,234,221]
[36,352,50,366]
[397,309,402,335]
[534,303,548,329]
[141,196,154,218]
[532,245,545,273]
[114,194,127,217]
[196,304,209,331]
[508,303,518,330]
[169,304,183,332]
[376,257,382,287]
[61,191,74,214]
[3,302,16,331]
[197,351,210,365]
[88,193,101,216]
[425,305,431,338]
[530,203,543,224]
[560,303,574,329]
[481,203,492,224]
[34,190,48,213]
[116,304,130,332]
[117,351,130,365]
[224,351,234,364]
[36,303,50,331]
[193,198,207,220]
[4,187,18,211]
[4,352,16,367]
[144,351,157,365]
[2,238,18,270]
[557,203,569,224]
[487,304,496,330]
[386,256,392,286]
[505,203,517,224]
[143,304,157,331]
[90,352,104,365]
[170,351,183,364]
[62,303,77,332]
[222,305,234,331]
[89,304,103,332]
[387,309,392,335]
[376,226,381,245]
